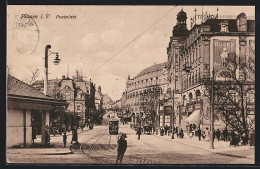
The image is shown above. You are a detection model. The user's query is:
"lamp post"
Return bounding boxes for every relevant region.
[172,89,175,139]
[210,69,215,149]
[44,45,61,95]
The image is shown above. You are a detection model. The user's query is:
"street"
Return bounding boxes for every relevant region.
[7,111,254,164]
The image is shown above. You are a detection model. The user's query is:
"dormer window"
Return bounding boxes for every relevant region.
[220,20,229,32]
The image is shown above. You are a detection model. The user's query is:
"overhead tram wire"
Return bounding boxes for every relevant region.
[92,6,177,75]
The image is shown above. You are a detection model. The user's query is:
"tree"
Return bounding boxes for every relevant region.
[202,47,255,133]
[139,86,161,132]
[24,66,40,85]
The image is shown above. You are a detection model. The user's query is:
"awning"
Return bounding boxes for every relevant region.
[184,110,201,126]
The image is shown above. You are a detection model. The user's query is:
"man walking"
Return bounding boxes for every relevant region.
[116,133,127,164]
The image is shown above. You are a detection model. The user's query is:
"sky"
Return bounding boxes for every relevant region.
[7,5,255,101]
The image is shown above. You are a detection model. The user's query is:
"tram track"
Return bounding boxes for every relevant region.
[69,126,118,164]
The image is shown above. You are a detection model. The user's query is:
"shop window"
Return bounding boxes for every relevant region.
[160,115,164,127]
[165,115,170,126]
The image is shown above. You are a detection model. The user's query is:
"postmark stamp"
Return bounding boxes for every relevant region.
[11,14,40,55]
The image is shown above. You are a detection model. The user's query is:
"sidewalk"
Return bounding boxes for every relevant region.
[7,127,95,163]
[151,131,254,159]
[32,127,89,148]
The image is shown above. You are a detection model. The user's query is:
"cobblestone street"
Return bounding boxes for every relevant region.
[7,111,254,164]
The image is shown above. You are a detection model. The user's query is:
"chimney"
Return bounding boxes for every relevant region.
[98,86,101,93]
[128,75,130,80]
[62,75,65,80]
[237,13,247,32]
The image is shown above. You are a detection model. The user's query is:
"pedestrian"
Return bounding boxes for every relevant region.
[137,127,141,140]
[32,126,37,144]
[241,129,248,146]
[223,128,228,142]
[164,125,168,136]
[179,128,184,139]
[116,133,127,164]
[205,127,209,141]
[161,127,164,136]
[216,129,221,141]
[63,132,67,148]
[197,128,201,141]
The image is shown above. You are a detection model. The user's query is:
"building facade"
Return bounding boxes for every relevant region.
[32,72,96,130]
[125,63,169,129]
[167,10,255,132]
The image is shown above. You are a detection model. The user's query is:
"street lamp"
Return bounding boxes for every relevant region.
[210,69,215,149]
[44,45,61,95]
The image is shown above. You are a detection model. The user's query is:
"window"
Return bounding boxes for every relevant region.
[160,115,164,127]
[65,92,71,99]
[195,70,197,84]
[165,115,170,126]
[199,45,201,58]
[221,25,228,32]
[77,105,81,111]
[192,72,194,85]
[198,68,201,81]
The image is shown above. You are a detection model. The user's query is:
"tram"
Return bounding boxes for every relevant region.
[109,119,119,135]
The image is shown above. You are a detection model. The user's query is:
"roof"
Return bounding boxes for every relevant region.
[7,75,67,106]
[75,81,87,93]
[203,18,255,32]
[137,62,165,77]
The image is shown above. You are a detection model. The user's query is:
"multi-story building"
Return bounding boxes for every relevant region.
[167,10,255,132]
[125,63,169,128]
[32,71,96,129]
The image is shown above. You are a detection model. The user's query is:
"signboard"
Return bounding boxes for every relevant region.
[213,39,236,75]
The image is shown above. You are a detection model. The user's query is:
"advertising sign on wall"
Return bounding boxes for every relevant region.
[213,39,236,74]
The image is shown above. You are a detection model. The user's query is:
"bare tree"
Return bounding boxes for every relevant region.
[202,46,255,133]
[24,67,40,85]
[139,86,161,132]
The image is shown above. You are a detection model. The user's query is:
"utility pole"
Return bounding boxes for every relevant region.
[172,89,175,139]
[210,69,215,149]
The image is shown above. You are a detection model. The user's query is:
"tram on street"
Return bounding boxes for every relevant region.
[109,119,119,135]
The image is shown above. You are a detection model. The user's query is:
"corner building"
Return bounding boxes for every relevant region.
[125,63,169,128]
[167,10,255,132]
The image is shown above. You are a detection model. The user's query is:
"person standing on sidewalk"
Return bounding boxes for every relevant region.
[137,127,142,140]
[116,133,127,164]
[197,128,201,141]
[164,125,168,136]
[216,129,221,141]
[63,132,67,148]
